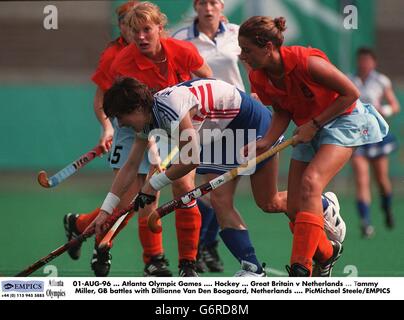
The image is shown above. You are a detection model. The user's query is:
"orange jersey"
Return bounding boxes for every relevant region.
[108,38,204,92]
[249,46,356,126]
[92,37,127,91]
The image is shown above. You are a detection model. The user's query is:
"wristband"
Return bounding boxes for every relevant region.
[149,172,172,191]
[100,192,120,215]
[381,104,393,118]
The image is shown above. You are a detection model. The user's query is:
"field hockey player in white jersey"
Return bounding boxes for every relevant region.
[349,47,401,238]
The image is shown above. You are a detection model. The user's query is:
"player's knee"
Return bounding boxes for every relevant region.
[357,173,370,187]
[300,172,322,201]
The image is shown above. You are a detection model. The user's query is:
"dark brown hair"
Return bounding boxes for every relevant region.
[103,77,153,118]
[239,16,287,48]
[357,47,376,60]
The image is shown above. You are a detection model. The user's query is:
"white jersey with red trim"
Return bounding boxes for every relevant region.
[143,78,242,141]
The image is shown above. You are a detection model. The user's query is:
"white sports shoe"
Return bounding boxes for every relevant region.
[234,261,266,277]
[323,192,346,243]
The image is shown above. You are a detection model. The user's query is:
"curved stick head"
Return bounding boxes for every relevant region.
[37,171,51,188]
[147,211,162,234]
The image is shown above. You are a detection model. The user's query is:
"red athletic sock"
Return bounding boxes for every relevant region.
[76,208,100,233]
[291,217,333,263]
[291,212,324,274]
[138,215,164,264]
[314,231,334,263]
[175,205,201,261]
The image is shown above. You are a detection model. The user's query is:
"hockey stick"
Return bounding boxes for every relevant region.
[15,207,127,277]
[15,232,93,277]
[17,146,179,276]
[97,146,179,249]
[37,145,104,188]
[148,137,296,233]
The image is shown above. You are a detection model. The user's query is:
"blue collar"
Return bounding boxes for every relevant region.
[218,21,226,34]
[192,20,226,38]
[151,99,161,128]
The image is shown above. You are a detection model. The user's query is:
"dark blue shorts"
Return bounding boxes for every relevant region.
[354,132,398,159]
[197,90,282,175]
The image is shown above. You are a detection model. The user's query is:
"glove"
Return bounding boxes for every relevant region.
[133,192,156,211]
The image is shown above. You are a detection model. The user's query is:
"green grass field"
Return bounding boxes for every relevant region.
[1,172,403,277]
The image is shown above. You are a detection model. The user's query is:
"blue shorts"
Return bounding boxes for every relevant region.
[109,118,151,174]
[197,90,282,175]
[292,102,389,162]
[354,132,398,159]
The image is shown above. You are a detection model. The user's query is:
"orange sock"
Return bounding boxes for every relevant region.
[291,218,333,263]
[175,205,201,262]
[314,231,333,263]
[138,215,164,264]
[76,208,100,233]
[291,212,324,274]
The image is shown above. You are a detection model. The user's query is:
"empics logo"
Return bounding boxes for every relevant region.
[3,283,14,290]
[2,281,44,293]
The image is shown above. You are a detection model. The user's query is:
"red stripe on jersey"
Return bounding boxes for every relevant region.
[192,115,205,122]
[206,83,214,112]
[189,87,198,98]
[197,85,208,115]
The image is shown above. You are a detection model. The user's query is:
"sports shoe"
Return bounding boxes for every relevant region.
[201,241,224,273]
[323,192,346,243]
[384,211,395,229]
[286,263,311,277]
[195,246,208,273]
[234,261,266,277]
[63,213,82,260]
[361,224,375,239]
[312,240,343,277]
[91,246,112,277]
[144,254,173,277]
[178,260,199,277]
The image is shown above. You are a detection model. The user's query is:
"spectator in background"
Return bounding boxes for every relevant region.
[172,0,247,274]
[350,47,400,238]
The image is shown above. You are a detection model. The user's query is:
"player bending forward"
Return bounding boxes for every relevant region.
[88,77,346,277]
